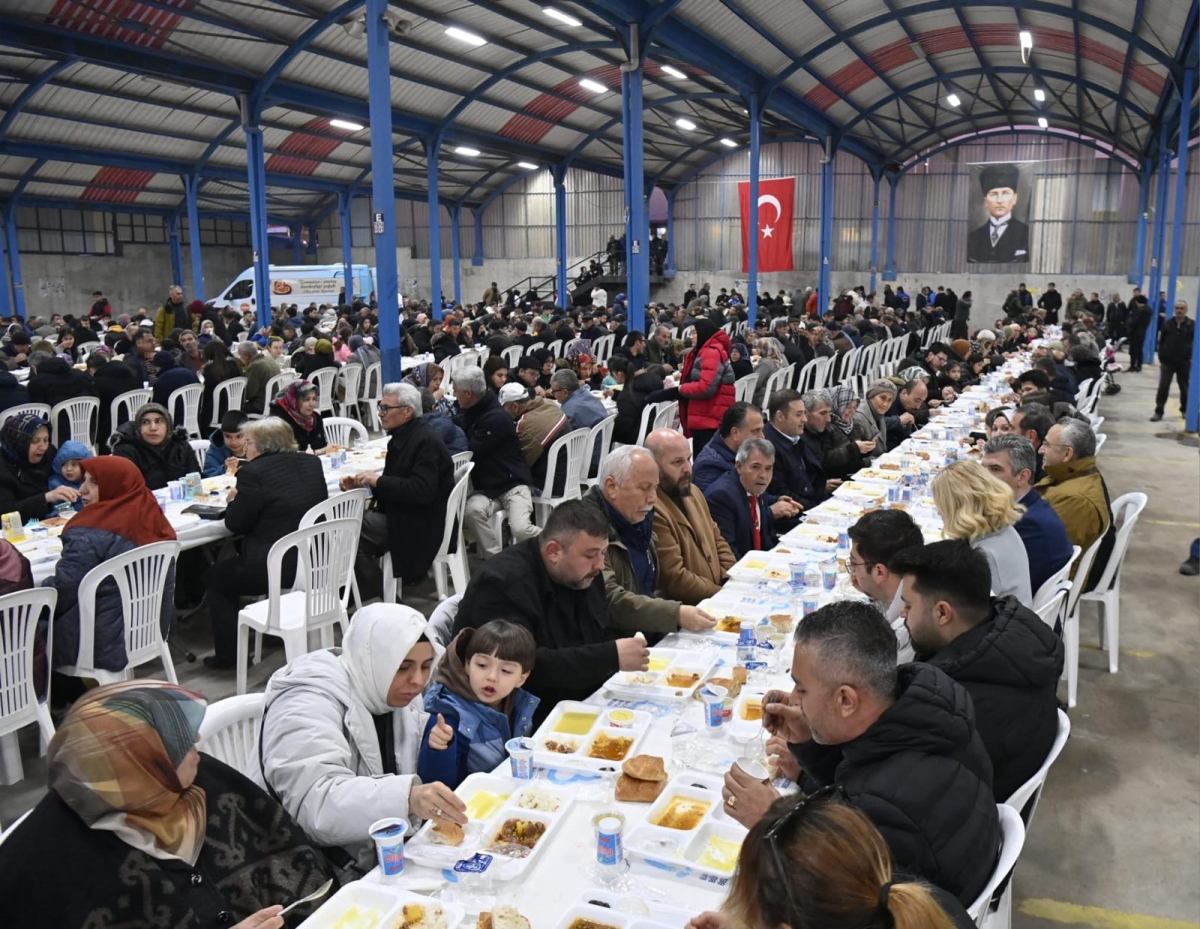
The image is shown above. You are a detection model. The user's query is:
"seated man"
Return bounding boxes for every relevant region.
[1036,418,1114,588]
[644,428,736,604]
[239,340,280,414]
[892,540,1065,802]
[762,389,818,519]
[692,401,763,491]
[581,445,715,635]
[846,508,925,661]
[722,601,1000,906]
[801,388,856,488]
[704,438,800,558]
[883,378,928,449]
[550,368,607,432]
[455,367,539,557]
[498,382,570,491]
[982,434,1073,593]
[453,500,650,724]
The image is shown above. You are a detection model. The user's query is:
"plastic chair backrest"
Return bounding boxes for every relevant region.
[111,390,151,433]
[734,373,758,404]
[966,805,1026,922]
[540,430,589,501]
[73,541,181,671]
[547,339,563,359]
[653,400,679,432]
[167,384,203,438]
[452,451,474,482]
[338,365,363,408]
[1032,545,1080,613]
[260,373,291,416]
[437,465,474,560]
[501,345,523,368]
[263,520,359,632]
[428,594,462,649]
[189,439,210,471]
[1004,709,1071,827]
[364,363,383,401]
[1094,433,1106,453]
[196,693,265,777]
[1067,531,1105,618]
[210,377,248,427]
[50,396,99,450]
[592,334,616,363]
[635,402,658,446]
[761,365,792,409]
[584,415,616,481]
[0,589,57,738]
[323,416,369,449]
[1074,378,1095,406]
[309,367,339,414]
[1033,581,1070,629]
[794,358,822,394]
[299,488,370,530]
[2,403,52,429]
[1083,492,1146,595]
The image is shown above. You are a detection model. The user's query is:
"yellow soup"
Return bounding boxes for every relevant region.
[647,656,671,672]
[554,711,599,735]
[465,791,510,821]
[696,835,742,873]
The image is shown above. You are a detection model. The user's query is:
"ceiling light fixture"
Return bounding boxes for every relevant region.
[579,78,608,94]
[1019,30,1033,63]
[661,65,686,79]
[330,119,364,131]
[720,137,738,148]
[1034,88,1046,102]
[946,93,961,107]
[675,117,697,131]
[1037,117,1048,129]
[342,16,365,39]
[445,26,486,47]
[455,146,481,156]
[517,161,538,170]
[543,7,582,27]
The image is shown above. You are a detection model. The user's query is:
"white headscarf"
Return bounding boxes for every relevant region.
[340,604,437,716]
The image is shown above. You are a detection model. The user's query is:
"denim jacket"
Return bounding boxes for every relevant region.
[418,681,539,789]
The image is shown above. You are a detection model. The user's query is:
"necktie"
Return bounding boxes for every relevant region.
[747,493,761,551]
[990,223,1006,247]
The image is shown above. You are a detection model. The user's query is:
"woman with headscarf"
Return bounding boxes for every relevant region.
[269,380,328,453]
[813,386,873,481]
[0,681,332,928]
[0,412,74,520]
[41,456,176,675]
[109,401,195,490]
[858,379,896,456]
[344,333,381,371]
[728,341,753,380]
[532,347,555,391]
[296,338,339,379]
[750,337,785,407]
[404,360,453,414]
[828,384,883,466]
[255,604,468,874]
[197,318,217,349]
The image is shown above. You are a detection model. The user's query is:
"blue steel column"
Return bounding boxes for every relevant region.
[338,191,354,300]
[1145,119,1172,364]
[366,0,402,383]
[553,165,568,307]
[184,175,205,302]
[425,138,444,314]
[450,205,462,308]
[168,214,184,288]
[243,123,272,331]
[882,174,898,281]
[746,93,761,328]
[4,209,25,319]
[868,172,882,294]
[665,186,677,278]
[621,64,649,335]
[1130,164,1151,285]
[817,150,835,315]
[1163,67,1195,349]
[1188,274,1200,433]
[0,210,12,318]
[472,208,484,266]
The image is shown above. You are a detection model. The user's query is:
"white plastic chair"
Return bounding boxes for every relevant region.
[209,377,248,427]
[427,594,461,650]
[734,372,758,404]
[533,429,590,525]
[967,805,1026,926]
[592,333,616,363]
[336,365,363,420]
[323,416,370,449]
[1094,432,1106,453]
[1033,580,1070,630]
[633,401,658,447]
[583,414,616,488]
[309,367,339,416]
[300,488,369,611]
[197,693,265,778]
[55,541,181,686]
[1032,546,1081,616]
[501,345,523,368]
[1060,532,1106,708]
[1078,492,1147,674]
[2,403,52,428]
[189,439,210,471]
[50,396,99,451]
[0,809,33,844]
[760,365,793,410]
[235,519,359,695]
[652,400,679,432]
[0,589,57,786]
[110,389,151,434]
[430,463,474,600]
[452,450,473,482]
[546,339,563,359]
[1005,709,1071,827]
[168,383,203,438]
[362,362,383,430]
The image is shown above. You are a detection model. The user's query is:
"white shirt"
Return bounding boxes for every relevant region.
[884,588,916,663]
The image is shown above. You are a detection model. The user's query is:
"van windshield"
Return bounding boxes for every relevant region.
[225,279,253,300]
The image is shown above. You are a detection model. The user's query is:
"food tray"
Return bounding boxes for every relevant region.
[601,649,720,702]
[727,687,769,742]
[726,552,793,582]
[694,594,770,644]
[554,903,675,929]
[404,773,573,881]
[777,523,842,551]
[575,889,700,928]
[299,882,465,929]
[624,775,747,886]
[530,701,654,770]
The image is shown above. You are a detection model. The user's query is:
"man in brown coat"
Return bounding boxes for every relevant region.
[645,428,736,603]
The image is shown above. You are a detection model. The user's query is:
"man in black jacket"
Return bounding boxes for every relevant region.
[892,540,1065,802]
[762,389,819,518]
[453,500,650,725]
[1151,299,1193,422]
[341,382,453,599]
[1126,290,1152,371]
[1037,283,1062,325]
[721,601,1000,906]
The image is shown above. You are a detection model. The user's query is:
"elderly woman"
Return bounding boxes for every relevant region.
[729,341,753,380]
[0,412,77,520]
[857,379,895,456]
[256,604,467,873]
[826,385,880,464]
[269,380,328,453]
[404,361,452,414]
[932,459,1033,606]
[751,337,786,407]
[42,456,177,673]
[0,681,331,928]
[109,402,195,490]
[204,417,328,670]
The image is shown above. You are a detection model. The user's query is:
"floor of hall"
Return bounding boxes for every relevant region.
[1,355,1197,928]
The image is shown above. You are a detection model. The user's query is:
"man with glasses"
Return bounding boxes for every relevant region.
[1151,299,1193,423]
[721,601,999,906]
[550,368,607,433]
[1036,419,1114,588]
[846,509,925,662]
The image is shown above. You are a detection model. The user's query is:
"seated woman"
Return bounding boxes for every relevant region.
[296,338,339,379]
[0,681,331,928]
[199,339,242,428]
[932,459,1033,606]
[829,385,880,467]
[0,412,76,521]
[404,361,451,414]
[255,604,467,874]
[109,402,195,490]
[688,791,973,929]
[854,380,894,461]
[269,380,328,453]
[204,416,328,670]
[42,456,176,673]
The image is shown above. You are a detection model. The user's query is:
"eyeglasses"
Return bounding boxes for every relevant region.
[846,559,874,571]
[377,403,404,414]
[763,784,846,924]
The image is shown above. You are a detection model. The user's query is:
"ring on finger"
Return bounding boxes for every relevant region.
[433,805,444,819]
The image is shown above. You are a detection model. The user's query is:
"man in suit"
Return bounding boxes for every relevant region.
[762,389,819,519]
[704,438,800,558]
[967,163,1030,263]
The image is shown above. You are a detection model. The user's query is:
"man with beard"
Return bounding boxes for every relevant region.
[645,429,736,604]
[845,508,926,662]
[452,499,651,723]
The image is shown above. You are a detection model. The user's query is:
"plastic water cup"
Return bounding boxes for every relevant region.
[369,817,408,876]
[701,685,728,730]
[153,490,169,512]
[506,736,535,779]
[788,560,806,586]
[802,593,821,615]
[593,811,626,866]
[821,562,838,591]
[168,480,184,501]
[735,757,771,782]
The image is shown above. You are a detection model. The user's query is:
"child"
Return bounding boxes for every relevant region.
[49,441,90,511]
[418,620,538,790]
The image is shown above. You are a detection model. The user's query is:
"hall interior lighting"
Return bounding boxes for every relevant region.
[675,117,697,131]
[719,137,738,148]
[517,161,539,170]
[330,119,364,131]
[946,93,961,107]
[543,7,582,27]
[1019,30,1033,62]
[454,146,481,156]
[445,26,486,47]
[661,65,687,79]
[1034,88,1046,102]
[579,78,608,94]
[1037,117,1049,129]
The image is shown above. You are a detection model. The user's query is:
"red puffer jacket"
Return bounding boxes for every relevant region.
[678,323,736,435]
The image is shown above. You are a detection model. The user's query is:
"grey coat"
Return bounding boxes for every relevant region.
[972,526,1033,608]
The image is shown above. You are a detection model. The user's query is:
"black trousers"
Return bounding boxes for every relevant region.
[1156,361,1190,415]
[207,557,292,662]
[689,428,717,450]
[1128,333,1146,370]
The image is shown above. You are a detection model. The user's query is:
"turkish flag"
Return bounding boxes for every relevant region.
[739,176,795,273]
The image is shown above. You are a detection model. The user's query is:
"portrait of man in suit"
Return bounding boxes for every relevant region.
[967,163,1031,264]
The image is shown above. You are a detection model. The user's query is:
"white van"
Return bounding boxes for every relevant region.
[209,264,376,311]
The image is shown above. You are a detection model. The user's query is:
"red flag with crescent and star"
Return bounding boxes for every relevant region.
[738,176,795,273]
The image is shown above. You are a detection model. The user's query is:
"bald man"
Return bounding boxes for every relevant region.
[645,428,737,603]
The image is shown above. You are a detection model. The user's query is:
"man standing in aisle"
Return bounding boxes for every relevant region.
[1126,289,1152,372]
[1151,299,1193,423]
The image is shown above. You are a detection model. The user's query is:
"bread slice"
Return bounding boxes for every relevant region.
[430,820,464,846]
[615,773,667,803]
[622,754,667,782]
[478,907,531,929]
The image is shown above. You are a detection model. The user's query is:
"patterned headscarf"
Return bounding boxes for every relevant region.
[47,682,208,864]
[275,379,318,432]
[565,338,592,360]
[406,362,440,389]
[0,411,50,470]
[898,365,931,383]
[828,385,859,434]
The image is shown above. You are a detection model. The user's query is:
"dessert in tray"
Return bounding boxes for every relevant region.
[624,776,748,882]
[529,701,654,771]
[601,649,719,702]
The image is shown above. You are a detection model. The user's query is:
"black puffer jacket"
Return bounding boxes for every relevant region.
[612,367,664,445]
[459,391,531,498]
[922,596,1064,803]
[792,663,1000,905]
[109,422,196,490]
[0,446,54,522]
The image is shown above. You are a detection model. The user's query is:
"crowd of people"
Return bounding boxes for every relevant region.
[0,269,1185,929]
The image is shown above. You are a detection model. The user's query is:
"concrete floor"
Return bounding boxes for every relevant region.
[2,355,1197,928]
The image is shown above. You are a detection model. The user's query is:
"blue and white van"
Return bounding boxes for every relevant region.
[209,264,377,311]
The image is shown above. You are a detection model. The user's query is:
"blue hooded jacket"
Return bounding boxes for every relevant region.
[49,440,91,510]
